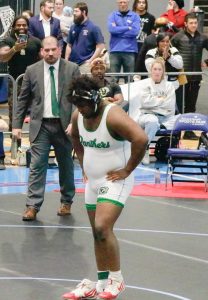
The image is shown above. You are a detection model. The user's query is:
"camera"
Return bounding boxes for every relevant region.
[18,34,28,43]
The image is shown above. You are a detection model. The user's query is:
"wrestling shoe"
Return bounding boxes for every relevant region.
[62,278,97,300]
[97,277,125,299]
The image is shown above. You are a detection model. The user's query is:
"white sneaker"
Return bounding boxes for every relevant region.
[142,149,150,165]
[97,277,125,299]
[62,279,97,300]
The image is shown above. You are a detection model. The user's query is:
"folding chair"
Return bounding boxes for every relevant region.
[165,113,208,191]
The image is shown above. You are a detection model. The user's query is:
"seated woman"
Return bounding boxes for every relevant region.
[145,32,183,90]
[138,58,178,164]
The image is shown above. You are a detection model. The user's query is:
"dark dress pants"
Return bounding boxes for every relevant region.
[176,81,201,113]
[26,119,75,210]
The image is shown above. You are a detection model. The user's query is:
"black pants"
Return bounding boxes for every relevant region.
[176,81,201,113]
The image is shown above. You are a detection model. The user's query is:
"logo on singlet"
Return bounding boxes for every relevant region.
[80,136,110,148]
[99,187,109,195]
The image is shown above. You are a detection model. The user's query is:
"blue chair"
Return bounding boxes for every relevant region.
[165,113,208,191]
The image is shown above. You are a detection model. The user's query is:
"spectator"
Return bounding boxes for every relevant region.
[171,12,208,113]
[160,0,187,30]
[53,0,64,19]
[28,0,63,46]
[90,58,124,106]
[0,118,8,170]
[22,10,34,19]
[62,74,147,300]
[108,0,140,82]
[138,58,178,164]
[12,36,80,221]
[145,32,183,90]
[0,16,42,143]
[134,17,179,79]
[65,2,105,74]
[132,0,155,52]
[53,1,74,58]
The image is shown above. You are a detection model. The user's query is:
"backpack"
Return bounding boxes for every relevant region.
[154,136,179,162]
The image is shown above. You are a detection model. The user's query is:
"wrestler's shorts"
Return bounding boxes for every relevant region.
[85,173,134,210]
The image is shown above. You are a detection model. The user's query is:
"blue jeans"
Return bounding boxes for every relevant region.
[110,52,135,83]
[0,132,5,158]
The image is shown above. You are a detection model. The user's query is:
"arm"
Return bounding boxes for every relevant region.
[0,42,27,62]
[65,43,72,60]
[106,83,124,104]
[167,47,183,69]
[70,110,84,169]
[106,106,148,181]
[107,13,140,37]
[12,69,32,139]
[140,80,176,115]
[86,43,105,64]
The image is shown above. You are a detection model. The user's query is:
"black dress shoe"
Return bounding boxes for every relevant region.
[0,158,6,170]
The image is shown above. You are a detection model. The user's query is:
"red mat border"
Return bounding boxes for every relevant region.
[55,183,208,200]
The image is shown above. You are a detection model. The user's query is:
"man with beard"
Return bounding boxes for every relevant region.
[65,2,105,74]
[28,0,63,46]
[12,36,80,221]
[0,15,41,142]
[90,58,124,106]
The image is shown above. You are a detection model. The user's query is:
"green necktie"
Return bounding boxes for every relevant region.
[49,65,59,117]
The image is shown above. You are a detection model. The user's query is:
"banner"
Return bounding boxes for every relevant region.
[0,6,15,39]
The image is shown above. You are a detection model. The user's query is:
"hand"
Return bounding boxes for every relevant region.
[104,97,115,103]
[106,168,131,182]
[162,47,170,60]
[167,0,174,10]
[12,128,22,139]
[112,22,116,27]
[14,41,27,52]
[65,123,72,135]
[82,170,88,183]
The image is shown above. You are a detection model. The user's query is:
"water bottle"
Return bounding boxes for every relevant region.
[154,168,161,184]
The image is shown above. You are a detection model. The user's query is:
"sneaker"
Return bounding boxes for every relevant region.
[62,279,97,300]
[142,149,150,165]
[0,158,6,170]
[97,277,125,299]
[57,204,71,216]
[22,207,37,221]
[24,116,30,123]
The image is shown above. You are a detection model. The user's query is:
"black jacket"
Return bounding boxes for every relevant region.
[171,30,208,81]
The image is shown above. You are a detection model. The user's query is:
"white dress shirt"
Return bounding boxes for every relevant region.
[39,13,51,37]
[43,59,60,118]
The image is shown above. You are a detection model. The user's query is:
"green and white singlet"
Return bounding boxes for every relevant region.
[77,103,134,209]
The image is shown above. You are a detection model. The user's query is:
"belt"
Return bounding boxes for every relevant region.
[42,118,60,123]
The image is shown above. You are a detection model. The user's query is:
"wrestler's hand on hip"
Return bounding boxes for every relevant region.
[106,168,130,182]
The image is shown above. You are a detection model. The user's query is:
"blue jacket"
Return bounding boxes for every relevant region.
[108,10,140,53]
[29,15,63,46]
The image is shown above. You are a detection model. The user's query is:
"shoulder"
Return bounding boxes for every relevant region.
[27,60,43,71]
[29,15,39,23]
[180,9,188,16]
[52,16,60,24]
[60,58,78,69]
[28,36,42,45]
